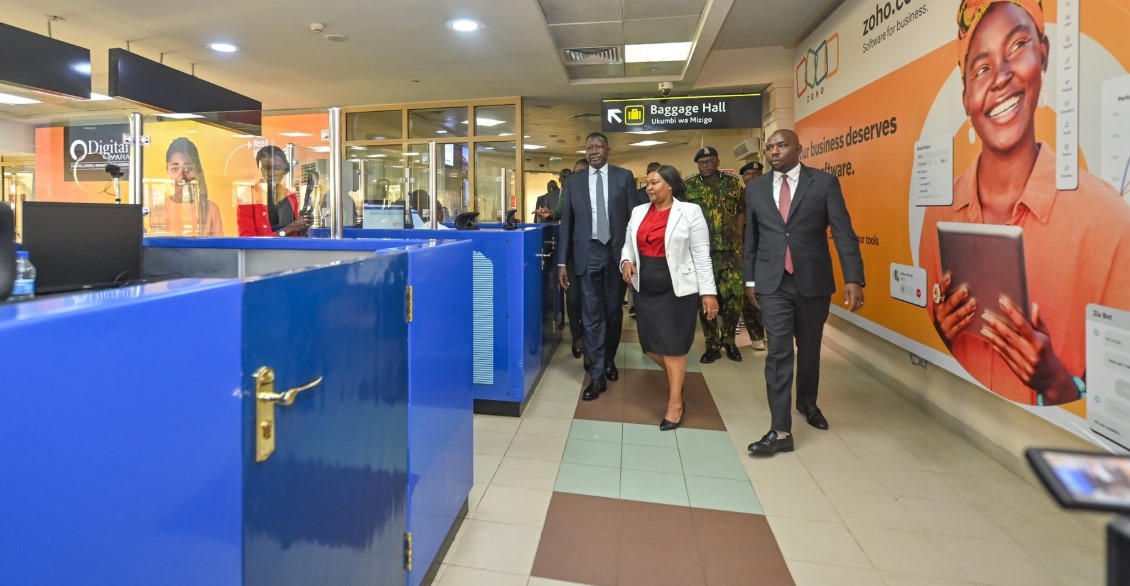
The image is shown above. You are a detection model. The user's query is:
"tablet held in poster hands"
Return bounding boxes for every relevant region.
[1027,448,1130,515]
[936,221,1029,338]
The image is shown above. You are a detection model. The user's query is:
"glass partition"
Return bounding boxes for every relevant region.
[409,106,469,139]
[141,109,332,237]
[474,142,517,223]
[345,98,521,227]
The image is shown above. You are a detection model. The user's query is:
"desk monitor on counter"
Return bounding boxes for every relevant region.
[1026,448,1130,514]
[21,202,144,294]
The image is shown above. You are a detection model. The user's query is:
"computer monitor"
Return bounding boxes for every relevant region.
[21,202,144,294]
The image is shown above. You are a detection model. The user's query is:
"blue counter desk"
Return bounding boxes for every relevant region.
[2,238,473,586]
[327,227,558,416]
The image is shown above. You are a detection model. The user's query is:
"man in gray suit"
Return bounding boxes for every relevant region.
[558,132,634,400]
[743,129,865,456]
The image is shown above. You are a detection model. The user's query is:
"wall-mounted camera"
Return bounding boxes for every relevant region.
[658,82,673,97]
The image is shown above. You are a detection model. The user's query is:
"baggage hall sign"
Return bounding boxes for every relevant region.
[601,93,762,132]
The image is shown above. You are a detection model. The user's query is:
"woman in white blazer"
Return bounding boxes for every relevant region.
[620,165,719,430]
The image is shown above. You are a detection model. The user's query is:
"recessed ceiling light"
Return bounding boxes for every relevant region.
[158,113,204,119]
[350,146,367,150]
[0,92,41,105]
[309,146,331,152]
[461,118,504,127]
[88,92,112,101]
[72,62,91,75]
[436,130,448,134]
[279,132,311,137]
[523,135,531,138]
[369,154,387,158]
[405,152,420,156]
[576,150,586,153]
[523,144,546,150]
[446,18,483,32]
[498,132,513,137]
[482,147,495,151]
[209,42,239,53]
[628,140,666,147]
[625,42,692,63]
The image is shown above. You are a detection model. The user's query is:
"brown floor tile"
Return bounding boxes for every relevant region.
[691,509,794,585]
[700,549,795,586]
[618,499,697,550]
[532,528,619,586]
[618,540,707,586]
[692,509,785,554]
[575,369,726,431]
[543,492,621,539]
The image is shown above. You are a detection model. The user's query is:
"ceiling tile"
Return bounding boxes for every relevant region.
[625,62,685,77]
[566,63,627,80]
[549,23,624,49]
[539,0,623,25]
[623,0,707,20]
[623,16,699,45]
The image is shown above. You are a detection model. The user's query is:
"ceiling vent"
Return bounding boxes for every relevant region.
[562,47,621,65]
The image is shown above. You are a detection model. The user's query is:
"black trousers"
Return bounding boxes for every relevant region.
[758,272,831,432]
[580,240,626,381]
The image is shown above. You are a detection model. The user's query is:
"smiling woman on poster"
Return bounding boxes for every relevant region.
[919,0,1130,406]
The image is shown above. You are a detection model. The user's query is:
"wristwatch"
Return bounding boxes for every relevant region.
[277,229,287,237]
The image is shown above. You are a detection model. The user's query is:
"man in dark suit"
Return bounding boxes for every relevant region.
[558,132,634,400]
[743,129,865,456]
[534,181,561,223]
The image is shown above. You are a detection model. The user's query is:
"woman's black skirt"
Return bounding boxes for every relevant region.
[635,255,699,356]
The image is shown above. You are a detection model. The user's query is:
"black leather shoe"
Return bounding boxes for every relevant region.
[582,378,607,401]
[798,405,829,430]
[699,348,721,363]
[748,431,794,456]
[571,340,583,359]
[723,344,742,362]
[660,404,685,431]
[605,364,619,381]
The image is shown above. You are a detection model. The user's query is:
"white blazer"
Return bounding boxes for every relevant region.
[621,200,717,297]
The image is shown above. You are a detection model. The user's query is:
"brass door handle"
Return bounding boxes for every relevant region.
[258,376,324,406]
[253,367,324,462]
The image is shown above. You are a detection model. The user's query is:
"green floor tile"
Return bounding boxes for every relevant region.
[621,443,683,475]
[622,423,679,448]
[684,475,763,514]
[555,462,621,499]
[563,438,622,468]
[620,469,689,506]
[568,420,622,444]
[674,428,736,453]
[679,448,748,480]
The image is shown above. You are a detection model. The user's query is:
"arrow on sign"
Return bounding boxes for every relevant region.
[607,109,622,124]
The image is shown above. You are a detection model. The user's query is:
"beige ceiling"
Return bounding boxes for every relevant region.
[0,0,842,158]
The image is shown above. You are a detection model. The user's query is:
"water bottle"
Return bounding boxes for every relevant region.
[11,250,35,300]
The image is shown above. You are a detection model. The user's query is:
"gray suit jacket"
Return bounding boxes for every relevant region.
[743,164,864,296]
[558,164,633,273]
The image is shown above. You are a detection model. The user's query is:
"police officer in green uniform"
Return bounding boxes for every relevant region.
[738,161,767,350]
[684,146,745,363]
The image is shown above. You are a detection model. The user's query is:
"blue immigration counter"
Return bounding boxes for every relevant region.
[1,236,474,586]
[322,225,563,416]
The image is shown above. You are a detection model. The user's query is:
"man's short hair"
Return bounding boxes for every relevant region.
[646,161,661,173]
[585,131,610,145]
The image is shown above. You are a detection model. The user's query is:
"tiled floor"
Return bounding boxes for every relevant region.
[442,314,1110,585]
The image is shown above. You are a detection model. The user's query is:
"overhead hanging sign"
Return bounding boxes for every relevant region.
[601,93,762,132]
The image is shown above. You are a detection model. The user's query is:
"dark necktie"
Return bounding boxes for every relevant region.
[595,169,609,243]
[779,174,793,273]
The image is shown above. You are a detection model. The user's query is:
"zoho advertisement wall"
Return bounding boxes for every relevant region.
[794,0,1130,451]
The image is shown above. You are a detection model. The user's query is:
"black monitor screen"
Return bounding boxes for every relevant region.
[21,202,143,294]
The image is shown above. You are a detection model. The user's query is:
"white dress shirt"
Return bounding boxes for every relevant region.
[746,164,801,287]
